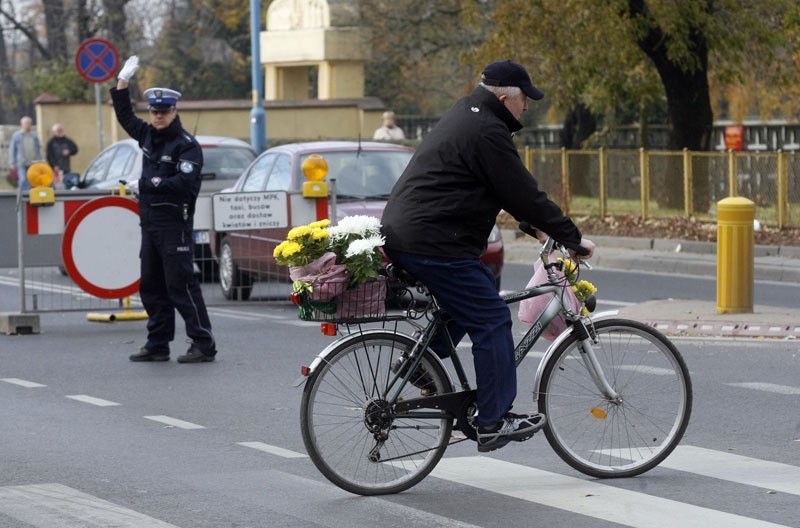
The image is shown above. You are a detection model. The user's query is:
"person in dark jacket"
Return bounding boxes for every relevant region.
[111,55,217,364]
[45,123,79,181]
[382,60,595,452]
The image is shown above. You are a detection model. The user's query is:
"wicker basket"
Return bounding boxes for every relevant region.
[296,277,388,322]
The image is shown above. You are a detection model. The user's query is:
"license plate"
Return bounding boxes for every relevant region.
[194,230,210,244]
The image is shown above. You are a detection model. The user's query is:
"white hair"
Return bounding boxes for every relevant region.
[480,83,522,99]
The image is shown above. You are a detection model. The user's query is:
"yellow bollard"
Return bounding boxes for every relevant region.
[717,197,754,314]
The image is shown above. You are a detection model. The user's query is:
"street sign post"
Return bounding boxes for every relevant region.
[75,38,120,150]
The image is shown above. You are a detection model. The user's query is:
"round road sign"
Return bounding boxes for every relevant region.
[62,196,141,299]
[75,38,119,83]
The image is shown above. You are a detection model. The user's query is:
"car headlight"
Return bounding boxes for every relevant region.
[488,224,502,244]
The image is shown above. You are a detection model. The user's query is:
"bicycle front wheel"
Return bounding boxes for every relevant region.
[300,331,454,495]
[539,318,692,478]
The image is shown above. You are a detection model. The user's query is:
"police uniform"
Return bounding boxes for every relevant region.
[110,86,216,363]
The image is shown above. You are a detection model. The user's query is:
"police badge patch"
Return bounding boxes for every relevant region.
[151,176,162,187]
[180,161,194,174]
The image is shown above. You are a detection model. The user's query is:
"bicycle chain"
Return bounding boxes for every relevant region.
[372,435,471,463]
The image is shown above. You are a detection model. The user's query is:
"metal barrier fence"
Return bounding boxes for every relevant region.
[523,148,800,228]
[3,147,799,319]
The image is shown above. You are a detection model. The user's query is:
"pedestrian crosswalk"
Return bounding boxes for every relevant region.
[1,445,797,527]
[0,484,179,527]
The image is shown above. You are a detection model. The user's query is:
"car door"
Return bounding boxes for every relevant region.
[227,152,276,274]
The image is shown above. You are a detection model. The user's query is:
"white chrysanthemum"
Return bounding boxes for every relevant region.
[345,235,385,258]
[329,215,382,240]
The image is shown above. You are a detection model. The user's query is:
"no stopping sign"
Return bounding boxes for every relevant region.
[62,196,141,299]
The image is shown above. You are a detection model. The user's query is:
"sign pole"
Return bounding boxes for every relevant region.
[75,38,118,151]
[95,83,105,150]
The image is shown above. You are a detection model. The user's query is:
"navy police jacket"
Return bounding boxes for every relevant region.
[382,85,581,259]
[110,87,203,229]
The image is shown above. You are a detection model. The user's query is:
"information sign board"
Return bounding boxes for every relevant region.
[212,192,289,231]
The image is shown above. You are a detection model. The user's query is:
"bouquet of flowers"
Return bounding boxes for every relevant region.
[275,216,387,319]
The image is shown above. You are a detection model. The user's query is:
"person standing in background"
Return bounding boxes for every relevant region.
[9,116,42,191]
[46,123,79,185]
[373,111,405,141]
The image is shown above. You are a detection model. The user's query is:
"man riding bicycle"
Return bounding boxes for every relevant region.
[382,60,595,452]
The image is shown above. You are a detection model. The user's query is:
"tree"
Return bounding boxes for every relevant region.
[359,0,492,116]
[469,0,800,212]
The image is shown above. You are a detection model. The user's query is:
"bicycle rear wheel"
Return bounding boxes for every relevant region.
[300,331,454,495]
[539,318,692,478]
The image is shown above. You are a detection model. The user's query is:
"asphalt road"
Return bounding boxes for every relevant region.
[2,272,799,527]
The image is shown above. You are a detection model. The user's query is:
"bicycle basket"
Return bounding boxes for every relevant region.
[292,276,388,322]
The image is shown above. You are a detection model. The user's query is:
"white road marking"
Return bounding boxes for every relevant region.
[660,446,800,496]
[431,456,791,528]
[1,378,46,388]
[0,483,178,527]
[727,382,800,395]
[144,415,205,429]
[66,394,120,407]
[237,441,308,458]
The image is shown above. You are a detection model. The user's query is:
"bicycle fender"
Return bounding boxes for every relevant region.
[292,329,453,388]
[531,310,619,400]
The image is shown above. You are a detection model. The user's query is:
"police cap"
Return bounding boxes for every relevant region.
[143,87,182,110]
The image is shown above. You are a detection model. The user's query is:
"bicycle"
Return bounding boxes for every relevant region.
[294,226,693,496]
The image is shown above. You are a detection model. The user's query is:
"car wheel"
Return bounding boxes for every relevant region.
[219,236,252,301]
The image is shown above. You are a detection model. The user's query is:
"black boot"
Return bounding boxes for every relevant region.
[177,344,216,363]
[129,347,170,362]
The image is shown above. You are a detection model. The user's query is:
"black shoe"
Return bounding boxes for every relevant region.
[129,347,169,362]
[477,412,546,453]
[390,356,436,396]
[177,344,216,363]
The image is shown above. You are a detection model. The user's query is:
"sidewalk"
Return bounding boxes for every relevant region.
[502,229,800,339]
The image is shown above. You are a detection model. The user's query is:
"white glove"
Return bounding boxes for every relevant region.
[118,56,139,82]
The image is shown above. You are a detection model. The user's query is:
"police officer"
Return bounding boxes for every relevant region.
[111,55,217,363]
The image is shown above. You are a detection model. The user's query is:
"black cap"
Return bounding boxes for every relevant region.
[481,60,544,100]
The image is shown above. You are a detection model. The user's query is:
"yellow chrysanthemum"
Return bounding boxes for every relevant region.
[311,228,329,240]
[273,240,289,257]
[288,225,311,240]
[281,241,303,257]
[309,219,331,229]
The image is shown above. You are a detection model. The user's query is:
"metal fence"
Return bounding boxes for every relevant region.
[523,148,800,228]
[4,146,799,319]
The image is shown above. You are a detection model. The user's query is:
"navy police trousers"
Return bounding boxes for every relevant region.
[139,226,215,353]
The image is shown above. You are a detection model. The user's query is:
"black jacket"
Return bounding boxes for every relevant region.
[46,136,78,173]
[382,85,581,259]
[110,87,203,228]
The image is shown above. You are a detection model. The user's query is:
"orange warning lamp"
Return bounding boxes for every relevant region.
[301,154,329,197]
[27,161,55,207]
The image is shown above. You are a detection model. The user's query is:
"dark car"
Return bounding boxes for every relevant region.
[210,141,504,300]
[78,136,257,279]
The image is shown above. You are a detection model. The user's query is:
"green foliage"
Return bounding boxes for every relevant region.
[22,61,94,102]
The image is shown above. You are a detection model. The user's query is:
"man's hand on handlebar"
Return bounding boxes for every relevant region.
[571,238,595,260]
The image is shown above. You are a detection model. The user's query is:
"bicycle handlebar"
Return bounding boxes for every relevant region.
[518,221,590,257]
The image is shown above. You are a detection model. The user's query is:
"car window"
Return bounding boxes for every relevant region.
[241,153,276,192]
[265,154,292,191]
[202,146,256,181]
[82,147,117,185]
[106,145,138,183]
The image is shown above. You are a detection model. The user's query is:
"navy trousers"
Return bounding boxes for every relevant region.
[139,226,215,353]
[385,249,516,427]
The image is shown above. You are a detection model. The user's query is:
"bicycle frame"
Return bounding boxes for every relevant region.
[296,239,622,416]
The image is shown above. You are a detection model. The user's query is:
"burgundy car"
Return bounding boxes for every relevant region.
[210,141,504,300]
